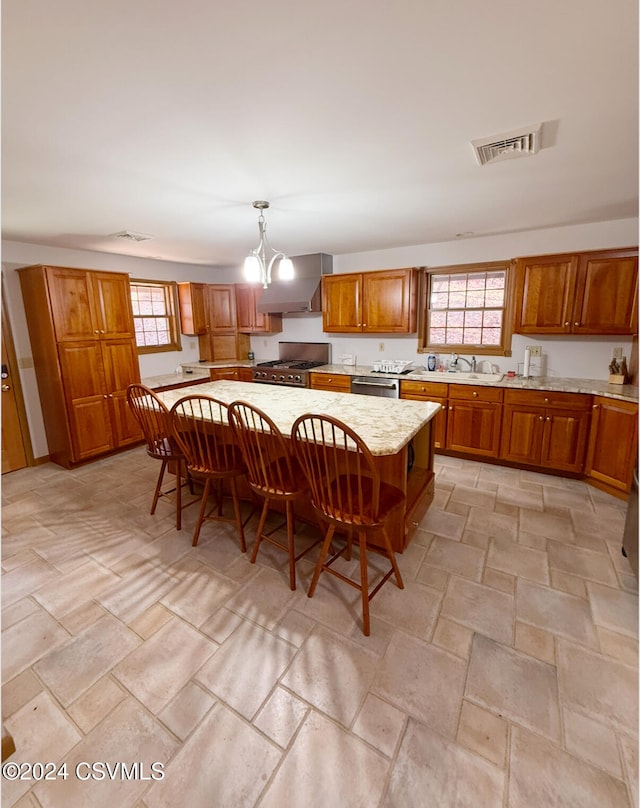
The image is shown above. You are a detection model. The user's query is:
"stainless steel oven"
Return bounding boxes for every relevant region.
[350,376,400,398]
[252,341,331,388]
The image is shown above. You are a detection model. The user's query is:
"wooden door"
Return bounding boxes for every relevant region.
[541,409,590,472]
[207,285,237,333]
[446,401,502,457]
[235,284,256,331]
[363,269,416,332]
[58,341,113,460]
[585,397,638,492]
[46,266,99,341]
[322,274,362,332]
[513,255,578,333]
[101,338,142,447]
[92,272,135,338]
[1,318,28,473]
[500,404,545,465]
[572,251,638,334]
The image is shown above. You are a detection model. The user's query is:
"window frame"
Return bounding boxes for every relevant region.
[418,261,514,356]
[130,279,182,354]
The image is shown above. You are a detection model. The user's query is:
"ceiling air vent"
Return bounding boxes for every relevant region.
[471,124,542,166]
[111,230,153,242]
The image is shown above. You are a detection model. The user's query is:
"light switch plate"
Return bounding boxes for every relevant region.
[613,347,623,359]
[527,345,542,356]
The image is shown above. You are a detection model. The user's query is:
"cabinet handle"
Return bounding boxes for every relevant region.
[94,330,100,334]
[546,416,551,421]
[574,322,580,326]
[592,404,599,410]
[538,415,544,421]
[472,391,478,397]
[564,321,570,326]
[449,406,453,411]
[544,397,549,403]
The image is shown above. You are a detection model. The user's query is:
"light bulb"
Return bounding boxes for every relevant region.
[278,257,294,281]
[244,255,262,284]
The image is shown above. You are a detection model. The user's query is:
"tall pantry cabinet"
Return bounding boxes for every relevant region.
[18,265,142,468]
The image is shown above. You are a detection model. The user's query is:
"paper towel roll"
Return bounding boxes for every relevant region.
[523,346,531,378]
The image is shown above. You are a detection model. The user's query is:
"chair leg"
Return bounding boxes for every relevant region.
[381,528,404,589]
[359,531,370,636]
[229,477,247,553]
[176,460,182,531]
[151,459,168,515]
[250,498,271,564]
[308,524,335,598]
[192,478,211,547]
[286,500,296,591]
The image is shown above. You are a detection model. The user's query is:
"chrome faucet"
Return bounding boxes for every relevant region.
[453,355,477,372]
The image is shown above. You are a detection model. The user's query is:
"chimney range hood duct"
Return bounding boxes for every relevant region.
[256,253,333,313]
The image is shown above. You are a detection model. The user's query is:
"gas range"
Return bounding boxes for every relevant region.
[251,342,331,388]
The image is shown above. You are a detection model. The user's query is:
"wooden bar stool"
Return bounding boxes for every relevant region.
[169,395,250,549]
[228,400,319,590]
[126,383,194,530]
[291,413,405,636]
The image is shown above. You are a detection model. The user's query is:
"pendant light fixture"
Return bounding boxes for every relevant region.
[243,201,295,288]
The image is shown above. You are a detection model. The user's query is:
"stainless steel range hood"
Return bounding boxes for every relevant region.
[256,253,333,313]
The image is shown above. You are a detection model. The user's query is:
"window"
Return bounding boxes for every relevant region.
[130,280,181,353]
[419,262,512,356]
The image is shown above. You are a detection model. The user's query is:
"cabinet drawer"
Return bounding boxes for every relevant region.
[401,380,448,397]
[309,372,351,392]
[448,385,504,402]
[504,389,591,410]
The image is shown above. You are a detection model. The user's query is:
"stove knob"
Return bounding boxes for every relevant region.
[279,374,286,382]
[271,374,278,381]
[294,375,302,383]
[287,374,294,381]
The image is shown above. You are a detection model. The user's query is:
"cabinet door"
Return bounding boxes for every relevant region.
[363,269,416,333]
[572,251,638,334]
[58,341,114,459]
[541,409,590,473]
[585,397,638,492]
[101,338,142,447]
[235,285,282,334]
[500,404,545,465]
[322,274,362,332]
[308,372,351,392]
[46,267,99,341]
[207,285,237,333]
[92,272,135,338]
[513,255,578,333]
[446,401,502,457]
[178,282,207,335]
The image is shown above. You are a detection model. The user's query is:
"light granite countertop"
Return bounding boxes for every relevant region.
[312,364,639,403]
[155,380,440,456]
[142,370,211,390]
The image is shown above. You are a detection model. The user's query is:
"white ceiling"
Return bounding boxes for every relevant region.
[2,0,638,267]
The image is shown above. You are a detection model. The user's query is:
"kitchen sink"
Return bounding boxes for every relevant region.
[410,371,504,383]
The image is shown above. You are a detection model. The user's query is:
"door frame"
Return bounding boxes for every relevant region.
[2,290,34,468]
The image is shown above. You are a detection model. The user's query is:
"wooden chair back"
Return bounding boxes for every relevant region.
[169,395,243,476]
[291,413,382,528]
[126,384,175,460]
[228,401,303,499]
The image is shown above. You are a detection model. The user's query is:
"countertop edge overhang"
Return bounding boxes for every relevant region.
[155,380,440,457]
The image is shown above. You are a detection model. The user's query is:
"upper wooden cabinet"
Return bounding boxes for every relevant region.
[47,266,134,341]
[206,284,237,334]
[235,284,283,334]
[513,248,638,335]
[322,269,418,333]
[177,282,207,335]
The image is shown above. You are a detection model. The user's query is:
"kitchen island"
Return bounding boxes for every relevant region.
[156,380,441,552]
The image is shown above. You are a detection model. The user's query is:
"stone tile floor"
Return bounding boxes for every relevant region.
[1,448,637,807]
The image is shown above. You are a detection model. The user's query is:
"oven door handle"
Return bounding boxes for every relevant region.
[351,380,398,390]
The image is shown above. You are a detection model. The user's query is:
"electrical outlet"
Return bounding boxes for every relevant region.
[528,345,542,357]
[189,341,196,350]
[613,347,623,359]
[379,342,385,352]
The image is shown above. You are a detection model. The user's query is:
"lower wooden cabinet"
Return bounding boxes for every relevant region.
[500,390,591,473]
[585,397,638,493]
[309,372,351,393]
[400,380,448,450]
[209,367,253,382]
[446,386,504,458]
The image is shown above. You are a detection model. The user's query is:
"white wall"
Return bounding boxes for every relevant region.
[2,215,638,459]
